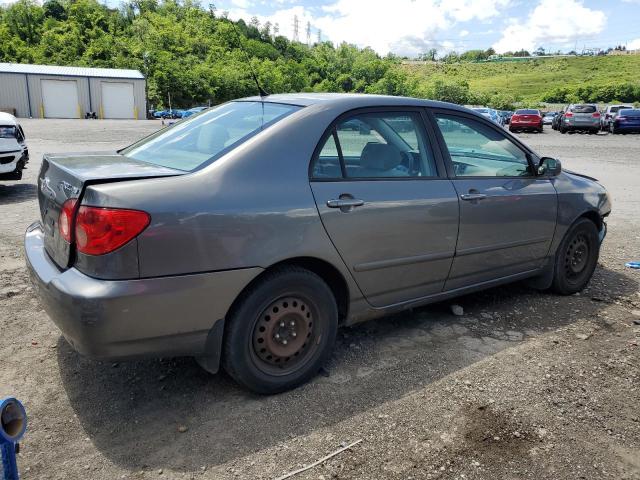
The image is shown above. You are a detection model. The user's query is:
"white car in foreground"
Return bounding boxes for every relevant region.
[0,112,28,180]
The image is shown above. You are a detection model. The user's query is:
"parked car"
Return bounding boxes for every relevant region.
[472,107,503,126]
[25,94,611,393]
[542,111,558,125]
[182,106,208,119]
[510,109,543,133]
[153,109,184,119]
[609,108,640,134]
[601,104,634,131]
[560,104,601,134]
[552,110,565,130]
[499,110,514,125]
[0,112,28,181]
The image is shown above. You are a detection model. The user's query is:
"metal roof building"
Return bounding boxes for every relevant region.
[0,63,146,119]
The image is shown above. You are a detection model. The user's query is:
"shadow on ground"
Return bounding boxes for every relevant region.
[0,182,37,205]
[57,266,636,473]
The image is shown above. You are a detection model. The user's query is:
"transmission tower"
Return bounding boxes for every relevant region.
[306,21,311,45]
[292,15,299,42]
[317,29,322,44]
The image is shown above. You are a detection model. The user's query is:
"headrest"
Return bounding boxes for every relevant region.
[360,143,402,171]
[196,122,230,153]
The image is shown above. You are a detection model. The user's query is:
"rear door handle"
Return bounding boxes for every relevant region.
[327,198,365,208]
[460,193,487,201]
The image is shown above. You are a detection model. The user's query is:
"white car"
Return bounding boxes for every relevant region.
[0,112,28,180]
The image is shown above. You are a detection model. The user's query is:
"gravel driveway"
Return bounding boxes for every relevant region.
[0,121,638,479]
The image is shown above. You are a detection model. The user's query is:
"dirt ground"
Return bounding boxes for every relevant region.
[0,120,639,480]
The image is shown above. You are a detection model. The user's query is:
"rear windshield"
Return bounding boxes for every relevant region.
[570,105,596,113]
[515,109,539,115]
[0,126,16,138]
[123,101,301,171]
[620,109,640,116]
[611,106,633,113]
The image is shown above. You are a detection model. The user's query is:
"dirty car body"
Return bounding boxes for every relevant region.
[25,94,611,393]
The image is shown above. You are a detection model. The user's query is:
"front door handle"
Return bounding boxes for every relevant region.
[460,193,487,201]
[327,198,365,208]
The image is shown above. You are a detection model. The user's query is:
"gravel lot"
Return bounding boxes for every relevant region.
[1,120,639,480]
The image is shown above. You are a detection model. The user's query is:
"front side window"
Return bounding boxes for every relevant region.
[123,101,300,171]
[435,114,531,177]
[311,111,437,179]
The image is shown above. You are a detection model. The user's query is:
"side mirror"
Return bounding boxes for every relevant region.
[538,157,562,176]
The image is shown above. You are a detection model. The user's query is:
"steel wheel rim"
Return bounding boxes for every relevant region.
[251,296,317,375]
[565,233,590,280]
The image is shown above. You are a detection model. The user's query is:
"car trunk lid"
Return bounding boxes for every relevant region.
[38,152,182,269]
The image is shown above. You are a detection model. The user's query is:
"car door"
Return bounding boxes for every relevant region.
[310,109,459,307]
[431,110,558,291]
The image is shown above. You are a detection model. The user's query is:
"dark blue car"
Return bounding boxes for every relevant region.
[610,109,640,134]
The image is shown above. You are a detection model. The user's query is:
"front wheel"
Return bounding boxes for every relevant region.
[222,266,338,394]
[551,218,600,295]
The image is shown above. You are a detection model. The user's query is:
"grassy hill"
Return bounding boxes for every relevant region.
[403,55,640,104]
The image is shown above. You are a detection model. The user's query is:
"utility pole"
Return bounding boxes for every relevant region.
[293,15,299,42]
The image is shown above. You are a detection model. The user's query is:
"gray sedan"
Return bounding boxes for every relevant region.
[25,94,611,393]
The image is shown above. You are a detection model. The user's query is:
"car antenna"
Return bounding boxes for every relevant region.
[230,21,269,98]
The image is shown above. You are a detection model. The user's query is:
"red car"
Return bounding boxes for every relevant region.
[509,109,543,133]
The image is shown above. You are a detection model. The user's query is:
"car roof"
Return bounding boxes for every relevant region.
[237,92,468,112]
[0,112,18,126]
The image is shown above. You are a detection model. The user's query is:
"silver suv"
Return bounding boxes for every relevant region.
[560,104,601,134]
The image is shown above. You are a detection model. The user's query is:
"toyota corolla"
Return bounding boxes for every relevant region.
[25,94,611,393]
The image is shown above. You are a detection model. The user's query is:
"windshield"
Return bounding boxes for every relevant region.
[123,101,301,171]
[0,126,16,139]
[611,106,632,113]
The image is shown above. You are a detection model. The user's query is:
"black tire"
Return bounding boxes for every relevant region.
[551,218,600,295]
[222,266,338,394]
[560,126,567,134]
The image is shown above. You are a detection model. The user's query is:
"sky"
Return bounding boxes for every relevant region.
[209,0,640,56]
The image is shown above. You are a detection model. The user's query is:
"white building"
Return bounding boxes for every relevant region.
[0,63,146,119]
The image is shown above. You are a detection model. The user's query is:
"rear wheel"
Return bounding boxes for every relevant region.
[222,266,338,394]
[551,218,600,295]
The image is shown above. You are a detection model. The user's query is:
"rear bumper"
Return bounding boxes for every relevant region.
[25,222,262,363]
[510,121,542,129]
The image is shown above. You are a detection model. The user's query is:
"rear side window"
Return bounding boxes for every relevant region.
[311,111,437,179]
[435,114,531,177]
[122,101,300,171]
[570,105,596,113]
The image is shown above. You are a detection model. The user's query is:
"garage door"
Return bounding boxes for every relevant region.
[41,80,79,119]
[101,82,135,119]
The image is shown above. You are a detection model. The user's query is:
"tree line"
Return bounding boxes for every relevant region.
[1,0,638,110]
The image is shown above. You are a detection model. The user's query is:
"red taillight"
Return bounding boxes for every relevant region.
[592,112,601,118]
[564,112,573,118]
[511,115,520,121]
[74,206,150,256]
[58,198,78,243]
